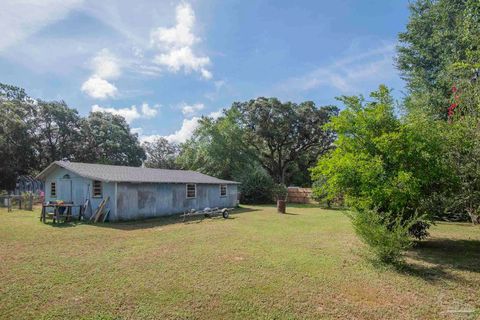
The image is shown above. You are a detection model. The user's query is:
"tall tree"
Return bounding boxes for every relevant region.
[0,84,38,190]
[34,100,82,168]
[142,137,179,169]
[234,98,338,184]
[77,112,146,166]
[397,0,480,118]
[177,108,256,180]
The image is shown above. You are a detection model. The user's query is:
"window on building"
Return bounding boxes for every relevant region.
[186,184,196,198]
[50,182,56,198]
[92,180,103,198]
[220,184,227,197]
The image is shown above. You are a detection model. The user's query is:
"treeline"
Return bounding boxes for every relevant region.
[0,84,145,190]
[0,84,338,202]
[310,0,480,263]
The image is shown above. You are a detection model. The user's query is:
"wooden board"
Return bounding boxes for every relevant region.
[93,196,109,223]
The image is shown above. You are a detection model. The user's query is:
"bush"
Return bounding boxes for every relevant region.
[350,209,421,264]
[236,167,275,204]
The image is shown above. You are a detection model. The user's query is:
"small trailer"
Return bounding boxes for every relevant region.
[182,207,234,222]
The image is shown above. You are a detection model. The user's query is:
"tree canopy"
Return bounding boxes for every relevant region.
[0,84,146,189]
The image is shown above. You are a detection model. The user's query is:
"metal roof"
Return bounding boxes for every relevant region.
[36,161,240,184]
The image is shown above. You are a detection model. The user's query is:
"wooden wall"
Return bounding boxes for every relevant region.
[287,187,312,204]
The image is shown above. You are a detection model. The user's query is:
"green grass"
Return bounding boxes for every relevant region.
[0,205,479,319]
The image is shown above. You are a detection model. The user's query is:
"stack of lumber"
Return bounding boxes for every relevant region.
[287,187,312,204]
[90,196,110,223]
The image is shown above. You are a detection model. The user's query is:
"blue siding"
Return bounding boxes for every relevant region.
[44,167,116,218]
[115,182,238,221]
[43,166,238,221]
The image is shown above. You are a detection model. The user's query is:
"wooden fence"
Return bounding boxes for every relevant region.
[287,187,313,204]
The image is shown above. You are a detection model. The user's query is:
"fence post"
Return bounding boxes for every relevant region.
[29,193,34,211]
[7,196,12,212]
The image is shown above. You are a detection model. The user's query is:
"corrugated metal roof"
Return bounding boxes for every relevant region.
[36,161,240,184]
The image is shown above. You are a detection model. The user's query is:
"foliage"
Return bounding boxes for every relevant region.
[438,109,480,222]
[177,100,338,198]
[397,0,480,118]
[34,100,82,169]
[235,166,275,204]
[349,209,418,264]
[142,137,179,169]
[271,183,288,201]
[311,86,452,253]
[0,84,38,190]
[76,112,146,166]
[234,98,338,184]
[176,108,256,180]
[0,83,146,190]
[312,86,448,218]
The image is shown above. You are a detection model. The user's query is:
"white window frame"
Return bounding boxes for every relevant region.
[220,184,227,197]
[186,184,196,199]
[92,180,103,198]
[50,182,56,198]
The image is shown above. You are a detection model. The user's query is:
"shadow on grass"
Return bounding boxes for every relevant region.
[412,238,480,273]
[392,237,480,282]
[282,212,300,215]
[84,206,260,231]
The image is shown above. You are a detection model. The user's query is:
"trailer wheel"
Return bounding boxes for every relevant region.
[222,209,229,219]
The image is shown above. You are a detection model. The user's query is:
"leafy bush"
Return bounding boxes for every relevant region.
[272,183,288,201]
[236,167,275,204]
[350,209,420,263]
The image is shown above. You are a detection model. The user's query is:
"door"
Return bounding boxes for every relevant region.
[57,179,73,202]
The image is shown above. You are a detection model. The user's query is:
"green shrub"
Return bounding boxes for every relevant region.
[350,209,421,264]
[236,167,275,204]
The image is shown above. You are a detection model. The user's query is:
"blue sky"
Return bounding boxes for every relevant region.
[0,0,409,143]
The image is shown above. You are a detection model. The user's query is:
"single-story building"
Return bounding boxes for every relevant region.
[36,161,239,221]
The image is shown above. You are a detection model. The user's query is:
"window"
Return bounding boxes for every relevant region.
[92,180,103,198]
[220,184,227,197]
[50,182,56,198]
[186,184,196,198]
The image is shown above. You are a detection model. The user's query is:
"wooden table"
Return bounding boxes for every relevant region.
[40,204,82,223]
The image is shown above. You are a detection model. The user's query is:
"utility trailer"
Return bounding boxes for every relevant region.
[182,207,233,222]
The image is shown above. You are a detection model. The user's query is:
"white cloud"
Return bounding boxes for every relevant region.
[181,103,205,116]
[0,0,83,52]
[141,103,158,117]
[208,109,223,120]
[91,48,120,79]
[82,48,121,99]
[150,3,212,79]
[139,134,162,144]
[153,47,210,74]
[91,103,159,123]
[131,127,143,135]
[150,3,197,49]
[163,117,201,144]
[276,43,396,95]
[140,109,222,144]
[201,69,213,80]
[81,76,118,99]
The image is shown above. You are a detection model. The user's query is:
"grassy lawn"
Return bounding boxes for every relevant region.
[0,205,479,319]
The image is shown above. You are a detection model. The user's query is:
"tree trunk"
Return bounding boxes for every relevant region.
[277,199,286,214]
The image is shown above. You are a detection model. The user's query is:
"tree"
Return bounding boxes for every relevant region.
[77,112,146,166]
[311,86,450,239]
[0,84,38,190]
[142,137,179,169]
[34,100,82,168]
[397,0,480,118]
[177,108,257,180]
[234,98,338,184]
